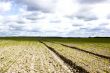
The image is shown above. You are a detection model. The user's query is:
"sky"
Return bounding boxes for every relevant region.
[0,0,110,37]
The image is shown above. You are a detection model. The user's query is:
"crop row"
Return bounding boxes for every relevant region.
[44,42,110,73]
[0,40,70,73]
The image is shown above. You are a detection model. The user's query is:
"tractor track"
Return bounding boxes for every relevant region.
[42,40,110,60]
[60,44,110,60]
[40,41,89,73]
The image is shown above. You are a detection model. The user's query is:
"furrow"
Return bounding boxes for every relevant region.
[40,41,89,73]
[61,44,110,60]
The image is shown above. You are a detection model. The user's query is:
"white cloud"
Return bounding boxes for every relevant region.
[0,1,12,13]
[54,0,79,16]
[0,15,3,22]
[91,3,110,18]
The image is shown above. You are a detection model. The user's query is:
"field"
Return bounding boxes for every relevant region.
[0,37,110,73]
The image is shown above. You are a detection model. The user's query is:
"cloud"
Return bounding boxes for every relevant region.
[107,14,110,19]
[72,24,83,27]
[14,0,57,12]
[75,10,98,21]
[50,20,61,23]
[25,11,45,21]
[9,25,24,31]
[64,7,98,21]
[0,1,12,13]
[78,0,106,4]
[80,27,103,32]
[14,0,79,15]
[0,0,110,37]
[54,0,79,16]
[67,26,110,37]
[91,3,110,18]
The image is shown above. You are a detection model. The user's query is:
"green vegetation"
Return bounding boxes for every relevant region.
[39,37,110,43]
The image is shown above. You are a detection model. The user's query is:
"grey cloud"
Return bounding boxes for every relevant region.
[25,12,45,20]
[75,13,98,21]
[79,28,88,30]
[100,23,108,26]
[26,16,38,20]
[30,30,41,33]
[8,24,41,35]
[50,20,61,23]
[88,28,103,32]
[78,0,106,4]
[0,0,11,2]
[66,30,89,37]
[27,6,50,13]
[0,29,21,36]
[70,27,110,37]
[14,0,56,12]
[76,15,97,21]
[64,15,74,19]
[107,14,110,19]
[80,27,109,32]
[16,21,25,24]
[9,24,24,31]
[0,32,7,36]
[75,8,98,21]
[72,24,83,27]
[24,28,41,33]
